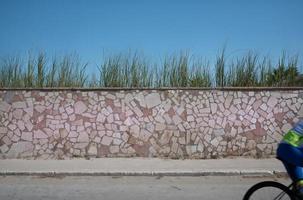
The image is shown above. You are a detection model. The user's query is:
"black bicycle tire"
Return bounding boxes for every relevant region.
[243,181,295,200]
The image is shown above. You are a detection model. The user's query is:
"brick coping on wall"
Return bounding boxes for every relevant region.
[1,87,303,91]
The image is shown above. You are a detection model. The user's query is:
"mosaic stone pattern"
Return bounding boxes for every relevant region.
[0,90,303,159]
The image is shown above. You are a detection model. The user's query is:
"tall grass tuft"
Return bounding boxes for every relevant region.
[36,53,46,88]
[189,59,211,87]
[25,54,35,87]
[215,48,226,87]
[226,52,258,87]
[257,56,272,87]
[99,52,153,88]
[265,53,300,86]
[0,56,23,88]
[158,52,190,87]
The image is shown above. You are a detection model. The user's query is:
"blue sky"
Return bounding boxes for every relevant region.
[0,0,303,73]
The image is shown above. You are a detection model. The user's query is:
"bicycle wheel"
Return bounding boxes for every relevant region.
[243,181,295,200]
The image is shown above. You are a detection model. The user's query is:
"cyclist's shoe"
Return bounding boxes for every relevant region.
[295,191,303,200]
[295,180,303,200]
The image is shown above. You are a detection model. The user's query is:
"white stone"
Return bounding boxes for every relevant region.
[0,144,9,153]
[113,138,122,145]
[0,127,7,134]
[66,106,74,115]
[68,131,79,138]
[0,101,11,112]
[298,106,303,117]
[224,96,233,108]
[77,132,89,143]
[101,108,111,116]
[214,129,225,136]
[140,129,152,142]
[210,103,217,114]
[107,114,114,123]
[35,105,45,113]
[13,109,23,119]
[200,108,211,113]
[59,128,69,138]
[257,144,266,151]
[187,115,195,122]
[230,127,237,137]
[7,141,34,157]
[211,138,219,147]
[260,103,267,111]
[172,115,182,125]
[21,132,32,141]
[101,136,113,146]
[74,142,88,149]
[88,144,98,156]
[268,97,278,107]
[209,120,215,128]
[155,115,165,123]
[159,130,173,145]
[176,107,185,115]
[145,93,161,109]
[24,107,33,117]
[133,107,143,117]
[109,146,120,154]
[17,120,25,131]
[123,117,132,126]
[155,123,166,131]
[281,123,292,132]
[228,114,237,122]
[96,113,106,122]
[34,130,48,139]
[24,121,33,131]
[43,128,53,137]
[74,101,87,114]
[12,102,26,109]
[135,93,146,107]
[248,92,255,96]
[2,136,11,145]
[8,124,17,131]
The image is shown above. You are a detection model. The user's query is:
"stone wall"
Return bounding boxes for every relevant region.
[0,89,303,159]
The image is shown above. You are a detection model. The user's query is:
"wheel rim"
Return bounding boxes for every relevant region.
[248,186,292,200]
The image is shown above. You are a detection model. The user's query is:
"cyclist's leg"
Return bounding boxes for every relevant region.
[281,161,303,182]
[277,143,303,181]
[277,143,303,168]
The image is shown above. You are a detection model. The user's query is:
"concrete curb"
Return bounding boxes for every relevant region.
[0,170,287,177]
[0,158,287,177]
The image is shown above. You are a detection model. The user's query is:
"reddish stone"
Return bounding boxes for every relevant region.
[44,109,52,115]
[128,136,137,145]
[33,93,44,101]
[119,113,126,121]
[113,106,122,113]
[12,94,23,101]
[274,112,285,122]
[105,98,114,108]
[242,131,256,140]
[132,143,150,157]
[224,123,232,133]
[98,145,110,157]
[180,111,187,121]
[167,108,175,118]
[253,122,267,137]
[35,119,46,130]
[142,108,152,117]
[286,118,294,124]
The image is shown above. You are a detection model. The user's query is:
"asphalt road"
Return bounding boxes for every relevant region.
[0,175,292,200]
